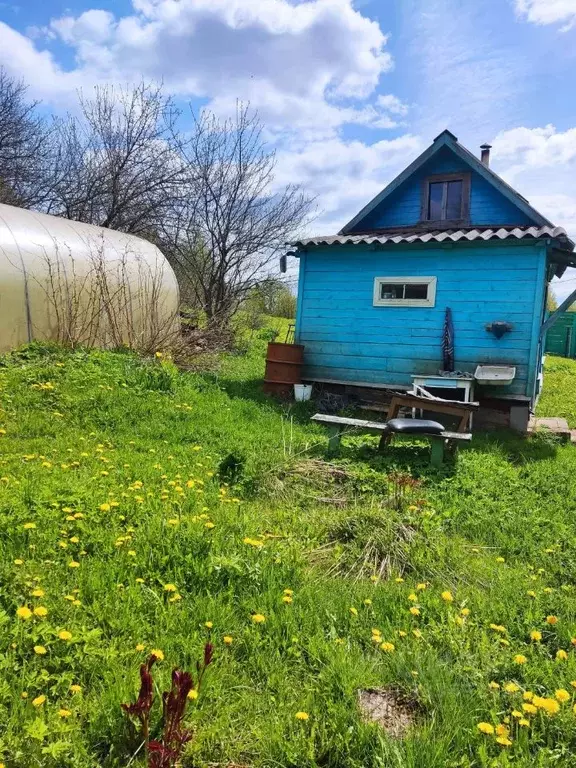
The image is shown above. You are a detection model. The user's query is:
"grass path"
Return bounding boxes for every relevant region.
[1,340,576,766]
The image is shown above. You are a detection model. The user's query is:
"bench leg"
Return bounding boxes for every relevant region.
[378,432,393,452]
[429,437,445,467]
[327,426,342,455]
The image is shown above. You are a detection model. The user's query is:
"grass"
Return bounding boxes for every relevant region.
[536,355,576,428]
[1,338,576,767]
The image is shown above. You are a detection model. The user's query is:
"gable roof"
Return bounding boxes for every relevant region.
[340,129,553,235]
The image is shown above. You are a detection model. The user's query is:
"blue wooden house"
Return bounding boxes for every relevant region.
[291,130,576,430]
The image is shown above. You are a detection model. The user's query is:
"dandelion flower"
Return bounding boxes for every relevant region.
[523,691,534,701]
[16,606,32,620]
[546,615,558,625]
[540,698,560,715]
[522,703,537,714]
[513,654,527,665]
[416,583,427,591]
[490,624,506,634]
[295,711,309,720]
[477,722,494,734]
[70,685,82,694]
[135,643,145,652]
[14,559,23,566]
[408,593,418,602]
[555,689,570,703]
[495,724,509,737]
[395,577,404,583]
[150,649,164,660]
[380,642,395,653]
[205,621,213,629]
[519,718,530,727]
[34,645,47,655]
[504,682,519,693]
[460,608,470,617]
[409,606,420,616]
[31,589,45,598]
[223,636,233,645]
[23,522,36,530]
[58,630,72,641]
[68,561,80,568]
[441,591,453,603]
[530,630,542,642]
[363,598,372,606]
[282,595,293,604]
[58,709,72,718]
[488,681,500,690]
[187,689,198,700]
[33,606,48,618]
[556,649,568,661]
[526,590,536,598]
[164,584,177,593]
[496,736,512,746]
[511,710,522,718]
[251,613,266,624]
[32,695,46,707]
[283,589,293,596]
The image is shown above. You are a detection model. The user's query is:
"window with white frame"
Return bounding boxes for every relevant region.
[373,276,437,307]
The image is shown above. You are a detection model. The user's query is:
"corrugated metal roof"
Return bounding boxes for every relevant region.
[293,226,574,249]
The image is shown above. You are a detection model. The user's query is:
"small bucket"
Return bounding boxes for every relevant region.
[294,383,312,402]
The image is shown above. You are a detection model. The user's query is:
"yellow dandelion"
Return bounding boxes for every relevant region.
[16,606,32,620]
[523,702,537,714]
[223,636,233,645]
[295,711,309,720]
[34,645,47,655]
[58,709,72,718]
[519,718,530,727]
[488,681,500,690]
[526,590,536,598]
[70,684,82,694]
[150,649,164,660]
[380,642,395,653]
[58,630,72,641]
[496,736,512,747]
[477,722,494,734]
[546,615,558,625]
[251,613,266,624]
[135,643,145,652]
[33,606,48,618]
[14,559,23,566]
[99,503,111,512]
[408,593,418,602]
[23,522,36,530]
[409,606,420,616]
[555,689,570,703]
[416,583,427,591]
[441,590,453,602]
[504,682,519,693]
[164,583,177,593]
[530,630,542,642]
[31,589,45,598]
[513,654,527,665]
[556,649,568,661]
[205,621,213,629]
[495,724,509,737]
[68,560,80,568]
[282,595,293,604]
[32,695,46,707]
[187,689,198,700]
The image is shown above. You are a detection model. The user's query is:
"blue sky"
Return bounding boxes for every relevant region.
[2,0,576,297]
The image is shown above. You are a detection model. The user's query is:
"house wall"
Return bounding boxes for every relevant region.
[357,146,534,231]
[295,240,547,398]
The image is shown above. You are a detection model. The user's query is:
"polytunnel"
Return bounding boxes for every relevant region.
[0,203,180,352]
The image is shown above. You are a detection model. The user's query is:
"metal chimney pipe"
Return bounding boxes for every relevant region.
[480,143,492,166]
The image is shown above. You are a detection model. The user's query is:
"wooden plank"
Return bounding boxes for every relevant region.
[311,414,388,430]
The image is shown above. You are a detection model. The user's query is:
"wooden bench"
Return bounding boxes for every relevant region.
[311,413,472,467]
[387,391,479,432]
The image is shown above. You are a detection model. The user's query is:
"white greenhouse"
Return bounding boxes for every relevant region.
[0,203,180,352]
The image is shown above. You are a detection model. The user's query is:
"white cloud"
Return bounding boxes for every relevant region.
[2,0,396,137]
[515,0,576,30]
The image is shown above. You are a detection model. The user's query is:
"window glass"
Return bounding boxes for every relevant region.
[428,182,443,220]
[404,283,428,300]
[445,180,463,219]
[380,283,404,299]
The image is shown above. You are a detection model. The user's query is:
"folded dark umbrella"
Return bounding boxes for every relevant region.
[443,307,454,372]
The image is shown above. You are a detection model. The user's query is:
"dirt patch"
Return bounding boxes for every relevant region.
[358,687,419,738]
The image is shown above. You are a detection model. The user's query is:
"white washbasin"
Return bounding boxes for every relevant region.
[474,365,516,385]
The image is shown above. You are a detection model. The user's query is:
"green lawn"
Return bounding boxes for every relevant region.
[2,338,576,767]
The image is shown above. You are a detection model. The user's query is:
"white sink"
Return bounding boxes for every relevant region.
[474,365,516,385]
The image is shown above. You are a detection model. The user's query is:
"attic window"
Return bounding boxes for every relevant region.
[373,277,437,308]
[422,173,470,224]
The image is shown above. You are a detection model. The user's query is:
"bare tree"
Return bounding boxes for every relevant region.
[47,83,184,236]
[162,104,314,324]
[0,68,54,207]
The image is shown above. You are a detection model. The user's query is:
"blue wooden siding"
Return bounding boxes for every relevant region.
[356,146,534,231]
[296,242,546,397]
